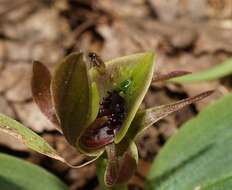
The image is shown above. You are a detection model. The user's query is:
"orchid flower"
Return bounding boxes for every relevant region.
[0,52,213,186]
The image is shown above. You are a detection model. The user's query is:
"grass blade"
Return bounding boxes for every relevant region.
[0,153,68,190]
[171,58,232,83]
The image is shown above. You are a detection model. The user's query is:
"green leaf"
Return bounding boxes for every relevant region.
[145,92,232,190]
[96,156,128,190]
[171,58,232,83]
[0,114,99,168]
[51,52,97,145]
[91,52,155,143]
[0,153,68,190]
[0,114,66,163]
[31,61,60,129]
[201,176,232,190]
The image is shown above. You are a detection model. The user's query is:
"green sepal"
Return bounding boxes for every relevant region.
[90,52,155,144]
[51,52,99,146]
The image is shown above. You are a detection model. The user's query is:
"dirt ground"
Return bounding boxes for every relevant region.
[0,0,232,189]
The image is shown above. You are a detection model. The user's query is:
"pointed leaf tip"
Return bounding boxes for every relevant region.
[153,70,191,83]
[143,90,214,129]
[0,113,64,162]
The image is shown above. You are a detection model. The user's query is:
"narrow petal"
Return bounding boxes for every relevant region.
[126,90,214,140]
[31,61,60,129]
[152,70,191,83]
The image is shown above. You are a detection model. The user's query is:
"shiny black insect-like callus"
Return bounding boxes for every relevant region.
[98,91,126,135]
[80,91,126,150]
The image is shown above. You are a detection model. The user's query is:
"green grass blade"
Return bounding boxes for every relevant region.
[171,58,232,83]
[201,176,232,190]
[0,153,68,190]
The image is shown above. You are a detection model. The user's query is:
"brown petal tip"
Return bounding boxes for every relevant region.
[165,90,215,112]
[189,90,214,103]
[153,70,191,83]
[143,90,215,129]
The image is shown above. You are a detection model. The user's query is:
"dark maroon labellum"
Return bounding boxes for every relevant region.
[98,91,125,134]
[80,91,126,149]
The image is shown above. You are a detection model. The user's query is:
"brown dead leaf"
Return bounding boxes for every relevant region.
[195,26,232,54]
[0,64,29,93]
[13,102,54,132]
[96,0,150,19]
[97,22,141,60]
[1,2,70,67]
[0,1,72,132]
[4,64,31,102]
[0,96,15,117]
[148,0,232,21]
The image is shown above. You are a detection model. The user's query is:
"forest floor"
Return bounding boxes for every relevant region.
[0,0,232,189]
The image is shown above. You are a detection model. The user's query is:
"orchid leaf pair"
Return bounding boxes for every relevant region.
[0,52,213,187]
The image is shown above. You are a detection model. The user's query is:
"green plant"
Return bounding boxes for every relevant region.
[170,58,232,83]
[0,153,68,190]
[0,52,212,189]
[146,92,232,190]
